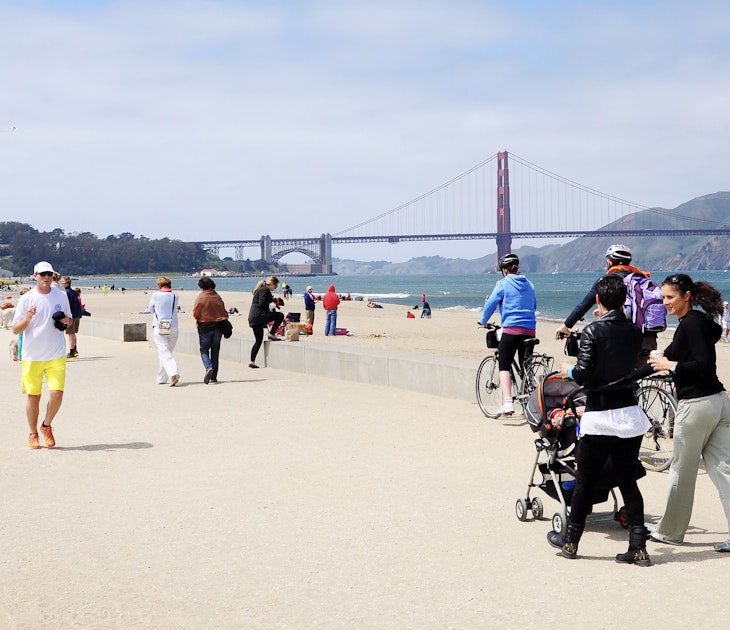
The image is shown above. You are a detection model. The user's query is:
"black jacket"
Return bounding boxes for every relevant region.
[572,309,642,411]
[65,287,84,320]
[248,285,275,327]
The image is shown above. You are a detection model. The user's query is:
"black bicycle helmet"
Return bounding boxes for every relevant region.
[497,253,520,270]
[605,244,632,264]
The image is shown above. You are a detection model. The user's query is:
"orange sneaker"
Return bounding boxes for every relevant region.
[40,423,55,448]
[27,433,40,449]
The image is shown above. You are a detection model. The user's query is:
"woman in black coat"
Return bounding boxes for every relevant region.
[547,274,651,566]
[248,276,285,368]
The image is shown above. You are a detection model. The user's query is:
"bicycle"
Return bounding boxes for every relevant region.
[476,323,554,418]
[636,374,677,472]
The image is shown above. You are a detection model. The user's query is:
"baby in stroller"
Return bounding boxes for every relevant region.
[519,374,640,531]
[519,371,648,560]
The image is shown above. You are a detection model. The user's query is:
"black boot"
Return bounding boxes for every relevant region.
[615,526,652,567]
[547,522,584,559]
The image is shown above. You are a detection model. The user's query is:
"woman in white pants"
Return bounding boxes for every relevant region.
[148,276,180,386]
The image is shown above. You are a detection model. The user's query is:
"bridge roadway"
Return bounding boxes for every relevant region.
[193,228,730,268]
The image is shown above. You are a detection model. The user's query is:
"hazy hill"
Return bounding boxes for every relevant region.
[333,192,730,274]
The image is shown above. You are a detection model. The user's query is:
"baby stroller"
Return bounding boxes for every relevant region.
[515,373,645,534]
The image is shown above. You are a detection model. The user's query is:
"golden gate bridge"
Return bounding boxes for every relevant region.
[194,151,730,273]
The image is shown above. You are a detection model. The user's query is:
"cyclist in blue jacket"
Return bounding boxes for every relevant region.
[478,254,537,416]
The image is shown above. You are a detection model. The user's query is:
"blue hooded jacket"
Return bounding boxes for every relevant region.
[479,273,537,329]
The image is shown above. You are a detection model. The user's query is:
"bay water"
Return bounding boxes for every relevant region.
[77,271,730,326]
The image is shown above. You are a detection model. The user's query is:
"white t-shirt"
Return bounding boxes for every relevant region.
[13,287,71,361]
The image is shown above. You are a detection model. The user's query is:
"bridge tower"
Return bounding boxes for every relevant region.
[261,235,272,264]
[496,151,512,262]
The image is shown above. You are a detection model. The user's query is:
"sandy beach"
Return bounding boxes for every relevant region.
[2,286,730,628]
[63,285,730,382]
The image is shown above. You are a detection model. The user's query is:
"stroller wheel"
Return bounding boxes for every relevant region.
[531,497,544,520]
[515,498,529,522]
[552,512,565,535]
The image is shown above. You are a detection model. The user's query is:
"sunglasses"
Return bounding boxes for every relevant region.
[666,274,692,293]
[37,271,54,277]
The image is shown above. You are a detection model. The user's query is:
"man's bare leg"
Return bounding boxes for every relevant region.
[26,394,41,433]
[43,390,64,427]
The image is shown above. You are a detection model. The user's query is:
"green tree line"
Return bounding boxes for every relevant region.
[0,222,211,276]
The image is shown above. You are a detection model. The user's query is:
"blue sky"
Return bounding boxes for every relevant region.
[1,0,729,263]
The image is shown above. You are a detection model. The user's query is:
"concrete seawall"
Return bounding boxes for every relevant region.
[82,318,479,402]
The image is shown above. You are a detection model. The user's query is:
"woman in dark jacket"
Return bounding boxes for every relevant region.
[547,274,652,566]
[644,274,730,552]
[248,276,285,368]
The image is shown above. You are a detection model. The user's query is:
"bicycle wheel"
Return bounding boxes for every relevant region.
[476,355,503,418]
[513,356,553,415]
[527,355,553,395]
[637,382,677,472]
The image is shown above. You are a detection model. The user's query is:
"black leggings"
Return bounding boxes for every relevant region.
[498,332,532,372]
[569,433,645,529]
[250,312,285,362]
[250,325,265,362]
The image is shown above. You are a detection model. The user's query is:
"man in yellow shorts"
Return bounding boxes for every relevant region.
[12,261,72,449]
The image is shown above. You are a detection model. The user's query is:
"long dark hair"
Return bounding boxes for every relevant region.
[662,273,723,320]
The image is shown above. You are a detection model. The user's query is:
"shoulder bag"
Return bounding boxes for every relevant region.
[157,294,176,335]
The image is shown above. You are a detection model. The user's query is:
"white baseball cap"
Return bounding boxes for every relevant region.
[306,286,313,291]
[34,261,55,274]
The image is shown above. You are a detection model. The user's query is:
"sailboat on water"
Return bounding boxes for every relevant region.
[551,264,559,275]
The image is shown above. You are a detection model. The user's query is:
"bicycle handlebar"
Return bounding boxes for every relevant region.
[477,322,500,330]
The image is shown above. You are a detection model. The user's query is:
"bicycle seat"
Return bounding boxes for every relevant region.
[523,338,540,350]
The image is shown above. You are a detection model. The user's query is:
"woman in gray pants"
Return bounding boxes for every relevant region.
[645,273,730,552]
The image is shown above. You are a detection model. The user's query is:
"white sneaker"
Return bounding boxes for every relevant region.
[497,402,514,416]
[650,531,683,545]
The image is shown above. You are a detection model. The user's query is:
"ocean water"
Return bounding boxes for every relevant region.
[77,271,730,324]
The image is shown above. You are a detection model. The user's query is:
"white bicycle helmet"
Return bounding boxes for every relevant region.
[605,244,632,264]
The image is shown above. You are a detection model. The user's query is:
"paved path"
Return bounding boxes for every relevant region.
[1,333,728,628]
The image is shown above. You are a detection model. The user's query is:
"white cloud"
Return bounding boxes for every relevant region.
[1,0,729,262]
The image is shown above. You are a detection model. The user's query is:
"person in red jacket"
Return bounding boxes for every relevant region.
[323,285,341,336]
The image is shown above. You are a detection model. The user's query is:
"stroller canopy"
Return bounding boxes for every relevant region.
[526,374,583,435]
